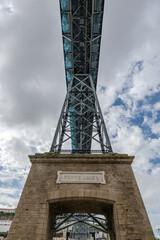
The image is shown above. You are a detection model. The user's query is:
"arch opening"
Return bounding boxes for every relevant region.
[46,198,116,240]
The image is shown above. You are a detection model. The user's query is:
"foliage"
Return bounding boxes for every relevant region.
[0,212,15,216]
[0,231,8,237]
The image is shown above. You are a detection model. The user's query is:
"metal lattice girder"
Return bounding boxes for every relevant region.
[50,0,112,153]
[50,74,112,153]
[53,213,109,235]
[60,0,104,86]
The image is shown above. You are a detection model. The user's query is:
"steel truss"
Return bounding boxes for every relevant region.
[50,74,112,153]
[53,213,109,240]
[50,0,112,153]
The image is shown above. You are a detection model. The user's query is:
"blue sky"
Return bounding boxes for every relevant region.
[0,0,160,238]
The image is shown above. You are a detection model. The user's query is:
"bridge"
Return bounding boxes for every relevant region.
[6,1,155,240]
[50,0,112,154]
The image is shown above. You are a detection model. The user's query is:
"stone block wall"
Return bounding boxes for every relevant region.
[7,153,155,240]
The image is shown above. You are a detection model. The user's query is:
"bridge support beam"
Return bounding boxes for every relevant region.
[7,153,155,240]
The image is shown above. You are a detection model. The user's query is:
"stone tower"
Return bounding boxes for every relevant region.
[7,154,155,239]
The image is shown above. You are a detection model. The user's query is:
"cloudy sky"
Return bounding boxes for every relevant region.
[0,0,160,237]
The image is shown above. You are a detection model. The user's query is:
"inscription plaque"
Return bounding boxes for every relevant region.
[56,171,106,184]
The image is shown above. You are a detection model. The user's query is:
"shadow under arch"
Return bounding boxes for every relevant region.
[46,197,116,240]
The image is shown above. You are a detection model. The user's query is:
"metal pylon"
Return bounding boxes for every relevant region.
[50,74,112,153]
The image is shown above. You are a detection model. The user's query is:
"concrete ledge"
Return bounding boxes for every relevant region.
[29,153,134,165]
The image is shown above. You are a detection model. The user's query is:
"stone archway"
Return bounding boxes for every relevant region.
[46,198,116,240]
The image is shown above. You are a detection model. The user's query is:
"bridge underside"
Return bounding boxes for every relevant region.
[61,0,104,86]
[50,0,110,153]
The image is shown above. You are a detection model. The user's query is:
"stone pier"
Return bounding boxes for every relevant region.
[7,153,155,240]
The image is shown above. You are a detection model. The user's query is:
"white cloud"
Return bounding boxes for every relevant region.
[0,194,19,209]
[0,187,18,196]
